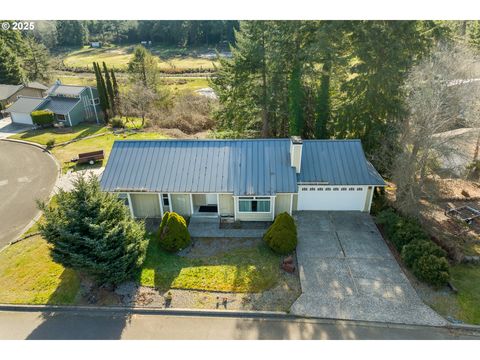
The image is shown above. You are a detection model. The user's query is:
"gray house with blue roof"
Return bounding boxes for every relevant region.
[5,81,103,126]
[100,137,385,221]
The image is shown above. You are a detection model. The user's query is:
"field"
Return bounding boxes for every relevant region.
[59,45,219,71]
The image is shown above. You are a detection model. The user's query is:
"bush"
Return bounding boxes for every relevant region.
[110,117,125,129]
[263,212,297,255]
[401,240,447,268]
[158,211,191,252]
[412,254,450,287]
[376,209,428,251]
[46,138,55,149]
[31,110,54,126]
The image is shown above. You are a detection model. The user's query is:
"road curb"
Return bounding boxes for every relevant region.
[0,303,291,319]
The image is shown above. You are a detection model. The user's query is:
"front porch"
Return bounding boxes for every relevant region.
[188,217,270,238]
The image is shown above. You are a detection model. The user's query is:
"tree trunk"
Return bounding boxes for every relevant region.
[260,32,269,137]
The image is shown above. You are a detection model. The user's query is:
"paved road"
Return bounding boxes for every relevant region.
[291,212,445,326]
[0,141,57,247]
[0,310,478,340]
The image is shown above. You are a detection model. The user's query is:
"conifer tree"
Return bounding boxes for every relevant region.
[38,175,147,286]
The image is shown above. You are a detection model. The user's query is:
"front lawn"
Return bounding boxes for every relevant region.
[52,131,168,172]
[10,123,109,145]
[139,238,282,293]
[0,236,80,305]
[449,264,480,324]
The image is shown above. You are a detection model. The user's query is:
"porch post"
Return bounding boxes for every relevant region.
[190,193,194,215]
[126,193,135,218]
[168,193,173,212]
[158,193,164,217]
[271,196,276,221]
[367,186,375,213]
[289,193,294,215]
[216,193,220,216]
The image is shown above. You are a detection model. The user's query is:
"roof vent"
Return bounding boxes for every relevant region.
[290,136,303,173]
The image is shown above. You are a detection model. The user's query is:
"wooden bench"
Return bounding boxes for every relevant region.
[71,150,104,165]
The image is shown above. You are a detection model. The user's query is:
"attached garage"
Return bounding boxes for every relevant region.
[4,96,45,125]
[10,112,33,125]
[297,185,373,212]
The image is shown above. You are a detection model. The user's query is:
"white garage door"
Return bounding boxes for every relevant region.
[11,112,33,125]
[297,185,369,211]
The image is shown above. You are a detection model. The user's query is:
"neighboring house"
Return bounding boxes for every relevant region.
[100,137,385,220]
[5,82,103,126]
[0,82,47,110]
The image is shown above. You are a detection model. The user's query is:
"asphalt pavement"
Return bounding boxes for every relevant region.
[0,140,58,247]
[0,309,479,340]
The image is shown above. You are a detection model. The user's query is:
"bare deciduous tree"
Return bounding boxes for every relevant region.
[393,44,480,214]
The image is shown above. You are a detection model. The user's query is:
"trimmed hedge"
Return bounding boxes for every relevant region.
[376,208,450,287]
[31,110,54,126]
[263,212,297,255]
[158,211,191,252]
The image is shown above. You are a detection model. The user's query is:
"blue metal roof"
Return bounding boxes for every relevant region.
[100,138,385,195]
[38,96,80,115]
[299,140,385,186]
[100,139,298,195]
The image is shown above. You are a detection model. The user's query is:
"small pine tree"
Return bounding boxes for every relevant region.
[38,175,147,286]
[158,212,191,252]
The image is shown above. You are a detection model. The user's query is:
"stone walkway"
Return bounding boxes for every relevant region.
[290,211,447,326]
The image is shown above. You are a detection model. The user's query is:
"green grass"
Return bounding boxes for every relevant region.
[140,238,281,293]
[10,123,109,145]
[449,264,480,324]
[0,236,80,305]
[52,131,168,172]
[61,45,218,71]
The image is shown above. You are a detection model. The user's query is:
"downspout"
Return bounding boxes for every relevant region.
[89,87,99,124]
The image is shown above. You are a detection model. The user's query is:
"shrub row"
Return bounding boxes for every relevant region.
[263,212,297,255]
[31,110,55,126]
[376,209,450,287]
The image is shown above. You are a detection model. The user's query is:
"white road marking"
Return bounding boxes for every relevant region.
[0,179,8,186]
[17,177,31,183]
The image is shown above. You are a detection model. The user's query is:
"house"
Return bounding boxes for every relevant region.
[5,82,103,126]
[100,137,386,220]
[0,82,47,109]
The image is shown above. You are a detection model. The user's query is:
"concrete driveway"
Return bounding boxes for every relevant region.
[290,211,446,326]
[0,117,32,139]
[0,141,57,248]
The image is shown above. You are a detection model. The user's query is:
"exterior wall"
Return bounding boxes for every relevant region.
[292,194,298,211]
[130,193,161,218]
[219,194,234,216]
[67,99,86,126]
[275,194,292,216]
[16,87,44,100]
[171,194,192,216]
[192,194,207,206]
[10,112,33,125]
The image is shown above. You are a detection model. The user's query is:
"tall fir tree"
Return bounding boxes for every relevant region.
[111,69,120,113]
[102,62,115,115]
[0,39,24,84]
[93,62,110,122]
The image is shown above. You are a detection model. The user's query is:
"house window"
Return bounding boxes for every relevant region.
[91,98,100,105]
[317,188,323,191]
[341,187,347,191]
[357,187,363,191]
[325,188,331,191]
[162,194,169,206]
[301,187,308,191]
[349,187,355,191]
[238,197,271,213]
[310,187,315,191]
[333,188,339,191]
[56,114,66,121]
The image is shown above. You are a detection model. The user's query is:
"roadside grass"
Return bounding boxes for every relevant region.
[10,123,109,145]
[140,237,281,293]
[52,131,168,172]
[0,235,80,305]
[61,45,218,71]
